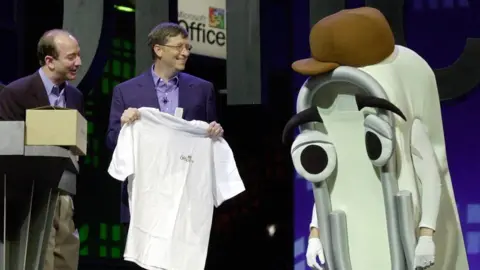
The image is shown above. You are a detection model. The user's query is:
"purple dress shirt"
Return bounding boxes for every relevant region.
[38,68,66,108]
[151,65,179,115]
[108,68,217,225]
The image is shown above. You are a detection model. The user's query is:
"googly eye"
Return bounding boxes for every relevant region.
[364,114,394,167]
[291,130,337,183]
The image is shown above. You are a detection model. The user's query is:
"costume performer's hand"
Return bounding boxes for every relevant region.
[414,235,435,269]
[306,238,325,270]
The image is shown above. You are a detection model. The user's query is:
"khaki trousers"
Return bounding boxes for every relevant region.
[43,194,80,270]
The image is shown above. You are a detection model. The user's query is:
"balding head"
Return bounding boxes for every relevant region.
[37,29,81,83]
[37,29,78,66]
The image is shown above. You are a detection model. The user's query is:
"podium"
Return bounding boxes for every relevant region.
[0,121,79,270]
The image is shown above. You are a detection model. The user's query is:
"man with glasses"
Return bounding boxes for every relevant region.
[106,22,224,242]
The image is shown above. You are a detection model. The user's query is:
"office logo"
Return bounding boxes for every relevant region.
[178,0,227,59]
[209,7,225,29]
[180,155,194,163]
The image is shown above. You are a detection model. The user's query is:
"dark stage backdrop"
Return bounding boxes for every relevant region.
[293,0,480,269]
[0,0,295,269]
[2,0,479,269]
[59,7,293,270]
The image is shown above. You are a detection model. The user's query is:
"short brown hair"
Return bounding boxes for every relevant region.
[37,29,72,66]
[147,22,188,59]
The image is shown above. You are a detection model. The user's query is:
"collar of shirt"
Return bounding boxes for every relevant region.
[151,65,179,88]
[38,68,66,97]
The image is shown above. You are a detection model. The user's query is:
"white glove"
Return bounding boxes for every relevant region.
[306,238,325,270]
[414,236,435,268]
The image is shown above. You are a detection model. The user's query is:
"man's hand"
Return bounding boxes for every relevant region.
[306,237,325,270]
[207,121,223,139]
[414,235,435,269]
[121,108,140,126]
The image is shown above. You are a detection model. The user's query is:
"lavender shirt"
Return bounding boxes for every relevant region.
[151,65,179,115]
[38,68,66,107]
[119,67,181,224]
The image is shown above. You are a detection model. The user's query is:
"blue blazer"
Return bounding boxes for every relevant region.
[106,70,217,223]
[0,72,84,120]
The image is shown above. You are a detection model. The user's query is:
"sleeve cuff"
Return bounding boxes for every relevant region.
[107,166,129,181]
[418,222,436,231]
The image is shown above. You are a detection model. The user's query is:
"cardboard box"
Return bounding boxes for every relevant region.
[25,106,87,155]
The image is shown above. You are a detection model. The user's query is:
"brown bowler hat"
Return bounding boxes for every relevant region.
[292,7,395,76]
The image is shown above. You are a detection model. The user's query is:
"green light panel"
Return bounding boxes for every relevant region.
[83,38,135,169]
[79,223,123,258]
[80,36,135,258]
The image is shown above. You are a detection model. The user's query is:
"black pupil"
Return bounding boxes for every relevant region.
[300,145,328,175]
[365,131,382,160]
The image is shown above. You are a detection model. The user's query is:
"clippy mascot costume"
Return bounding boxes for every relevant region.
[283,7,469,270]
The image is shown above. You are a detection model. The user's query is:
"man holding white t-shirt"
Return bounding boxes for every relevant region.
[106,22,224,235]
[108,107,245,270]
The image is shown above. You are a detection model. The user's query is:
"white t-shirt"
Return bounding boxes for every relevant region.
[108,107,245,270]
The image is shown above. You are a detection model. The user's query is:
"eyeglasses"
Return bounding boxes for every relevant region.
[161,44,193,52]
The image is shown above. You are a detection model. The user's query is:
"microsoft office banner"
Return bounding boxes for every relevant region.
[178,0,226,59]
